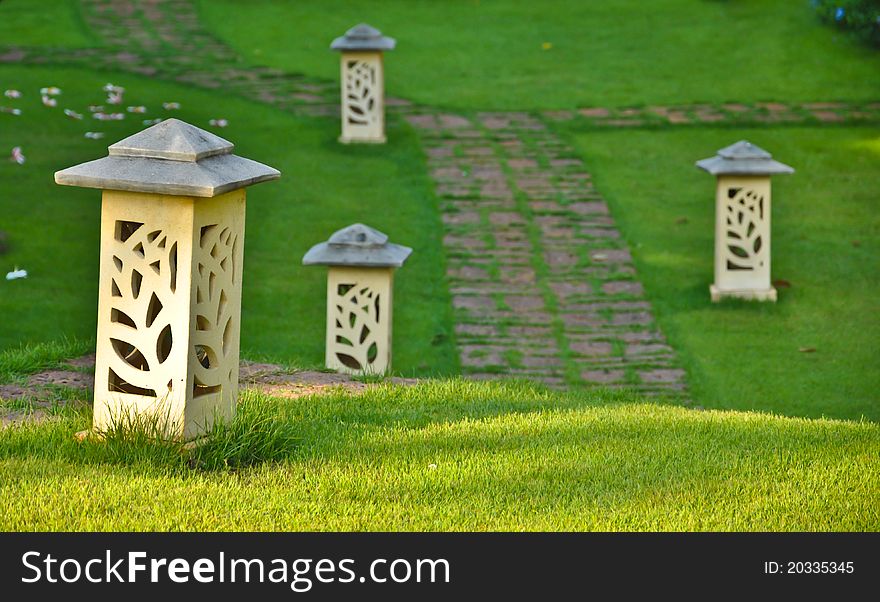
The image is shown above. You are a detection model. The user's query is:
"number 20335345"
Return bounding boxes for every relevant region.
[764,561,854,575]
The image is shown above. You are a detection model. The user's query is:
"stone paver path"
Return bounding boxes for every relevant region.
[544,101,880,127]
[3,0,879,395]
[407,112,685,393]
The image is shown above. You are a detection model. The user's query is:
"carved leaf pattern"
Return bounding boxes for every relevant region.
[192,224,238,397]
[344,60,377,126]
[724,187,765,271]
[332,283,381,371]
[106,221,178,397]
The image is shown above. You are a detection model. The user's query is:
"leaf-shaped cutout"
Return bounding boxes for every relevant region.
[111,338,148,371]
[336,353,362,370]
[157,325,172,364]
[728,244,749,259]
[131,270,142,299]
[111,308,135,328]
[146,293,162,328]
[753,236,762,253]
[222,317,233,355]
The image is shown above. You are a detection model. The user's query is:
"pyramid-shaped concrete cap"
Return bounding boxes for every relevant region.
[108,118,234,161]
[55,118,280,197]
[696,140,794,176]
[303,223,412,268]
[331,23,396,51]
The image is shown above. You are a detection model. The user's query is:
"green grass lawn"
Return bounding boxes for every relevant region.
[1,381,877,531]
[199,0,880,110]
[0,64,457,376]
[0,0,93,48]
[567,125,880,422]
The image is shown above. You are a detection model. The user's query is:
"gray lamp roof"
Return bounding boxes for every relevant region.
[54,118,280,197]
[696,140,794,176]
[331,23,396,51]
[303,223,412,268]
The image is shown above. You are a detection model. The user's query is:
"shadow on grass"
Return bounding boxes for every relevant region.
[0,379,639,473]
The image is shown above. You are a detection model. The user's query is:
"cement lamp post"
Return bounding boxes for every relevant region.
[331,23,396,144]
[696,140,793,302]
[303,224,411,375]
[55,118,280,440]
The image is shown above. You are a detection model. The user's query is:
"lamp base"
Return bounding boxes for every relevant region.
[710,284,777,302]
[338,135,387,144]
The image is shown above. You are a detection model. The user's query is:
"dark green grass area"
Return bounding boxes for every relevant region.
[1,381,877,530]
[0,0,93,48]
[0,65,457,376]
[199,0,880,110]
[568,126,880,422]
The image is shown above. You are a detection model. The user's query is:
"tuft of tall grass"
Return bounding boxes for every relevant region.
[1,391,300,472]
[188,393,300,471]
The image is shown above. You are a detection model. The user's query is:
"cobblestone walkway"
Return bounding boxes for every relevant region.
[406,112,685,393]
[544,101,880,127]
[3,0,879,394]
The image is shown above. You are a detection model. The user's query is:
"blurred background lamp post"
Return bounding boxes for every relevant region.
[331,23,396,144]
[303,223,411,375]
[696,140,794,302]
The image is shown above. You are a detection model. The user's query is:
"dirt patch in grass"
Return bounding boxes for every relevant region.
[0,355,419,429]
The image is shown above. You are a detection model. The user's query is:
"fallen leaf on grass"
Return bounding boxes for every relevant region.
[798,347,817,353]
[675,217,689,225]
[772,279,791,288]
[63,109,83,120]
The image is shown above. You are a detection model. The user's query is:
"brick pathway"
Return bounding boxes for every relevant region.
[407,112,685,393]
[3,0,879,394]
[544,101,880,127]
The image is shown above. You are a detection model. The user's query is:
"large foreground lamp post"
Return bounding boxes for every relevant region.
[303,223,411,375]
[696,140,794,302]
[331,23,396,144]
[55,118,280,440]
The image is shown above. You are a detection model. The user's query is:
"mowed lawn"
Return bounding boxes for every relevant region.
[1,382,877,531]
[568,126,880,422]
[0,64,457,376]
[199,0,880,110]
